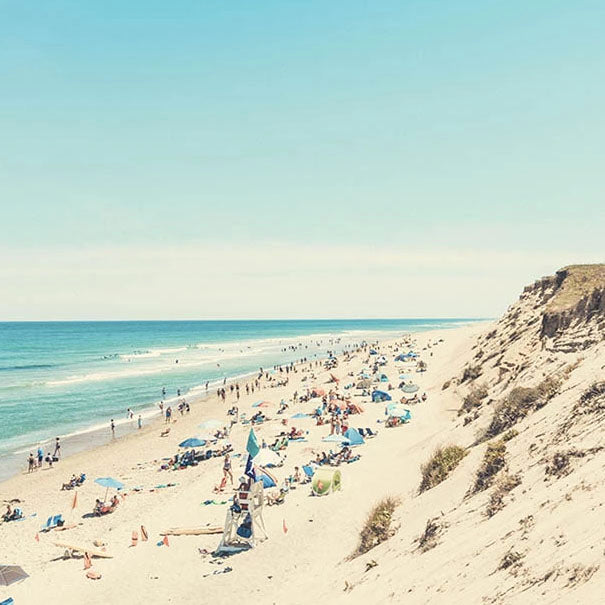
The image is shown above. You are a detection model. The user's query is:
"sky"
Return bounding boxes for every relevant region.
[1,1,603,320]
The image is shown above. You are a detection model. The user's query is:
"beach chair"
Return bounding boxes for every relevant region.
[365,427,378,437]
[311,468,341,496]
[301,465,314,484]
[41,514,64,532]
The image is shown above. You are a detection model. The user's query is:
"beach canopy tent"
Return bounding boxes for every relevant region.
[372,390,392,402]
[312,468,341,496]
[343,428,365,446]
[179,437,206,448]
[356,379,372,389]
[255,467,277,488]
[0,565,28,587]
[253,449,282,468]
[322,434,348,444]
[401,384,420,394]
[310,388,326,398]
[378,374,389,382]
[198,419,223,431]
[369,349,378,355]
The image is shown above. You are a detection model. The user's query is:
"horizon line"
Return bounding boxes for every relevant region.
[0,316,492,324]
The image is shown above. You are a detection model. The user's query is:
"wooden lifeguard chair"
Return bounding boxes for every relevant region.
[215,479,268,554]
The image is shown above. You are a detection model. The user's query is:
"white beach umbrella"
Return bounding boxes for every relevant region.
[253,449,282,467]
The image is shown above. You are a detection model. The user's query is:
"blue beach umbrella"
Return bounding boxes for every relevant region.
[399,374,412,380]
[179,437,206,448]
[291,412,309,419]
[95,476,124,501]
[401,384,419,394]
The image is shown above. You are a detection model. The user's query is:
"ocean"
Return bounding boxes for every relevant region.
[0,319,477,479]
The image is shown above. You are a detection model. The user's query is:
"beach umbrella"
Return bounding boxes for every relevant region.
[198,419,222,431]
[386,404,412,421]
[0,565,28,586]
[399,374,412,380]
[401,384,419,394]
[94,477,124,501]
[291,412,309,419]
[322,434,348,444]
[253,449,282,467]
[178,437,206,448]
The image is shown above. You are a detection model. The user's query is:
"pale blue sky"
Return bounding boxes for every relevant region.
[1,1,603,319]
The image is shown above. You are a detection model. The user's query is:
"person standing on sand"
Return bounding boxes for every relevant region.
[138,415,142,429]
[53,437,61,459]
[223,454,233,485]
[110,419,115,438]
[28,452,35,473]
[37,445,43,468]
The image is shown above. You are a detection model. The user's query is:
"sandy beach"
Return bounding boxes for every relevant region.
[0,324,483,604]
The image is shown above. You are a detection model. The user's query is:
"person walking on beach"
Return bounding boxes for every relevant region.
[28,452,35,473]
[137,414,142,429]
[110,419,115,438]
[53,437,61,459]
[37,446,43,468]
[223,454,233,485]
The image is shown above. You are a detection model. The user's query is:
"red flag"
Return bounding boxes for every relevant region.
[35,533,40,542]
[72,491,78,510]
[282,519,288,534]
[162,535,169,547]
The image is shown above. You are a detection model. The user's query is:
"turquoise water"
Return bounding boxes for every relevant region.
[0,319,476,462]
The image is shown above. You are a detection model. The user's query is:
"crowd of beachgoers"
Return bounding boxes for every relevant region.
[0,328,449,603]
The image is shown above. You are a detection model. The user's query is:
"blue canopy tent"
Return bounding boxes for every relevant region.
[255,467,277,488]
[372,390,392,402]
[369,349,378,355]
[344,427,365,446]
[379,374,389,382]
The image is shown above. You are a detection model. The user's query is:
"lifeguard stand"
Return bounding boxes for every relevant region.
[215,479,268,554]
